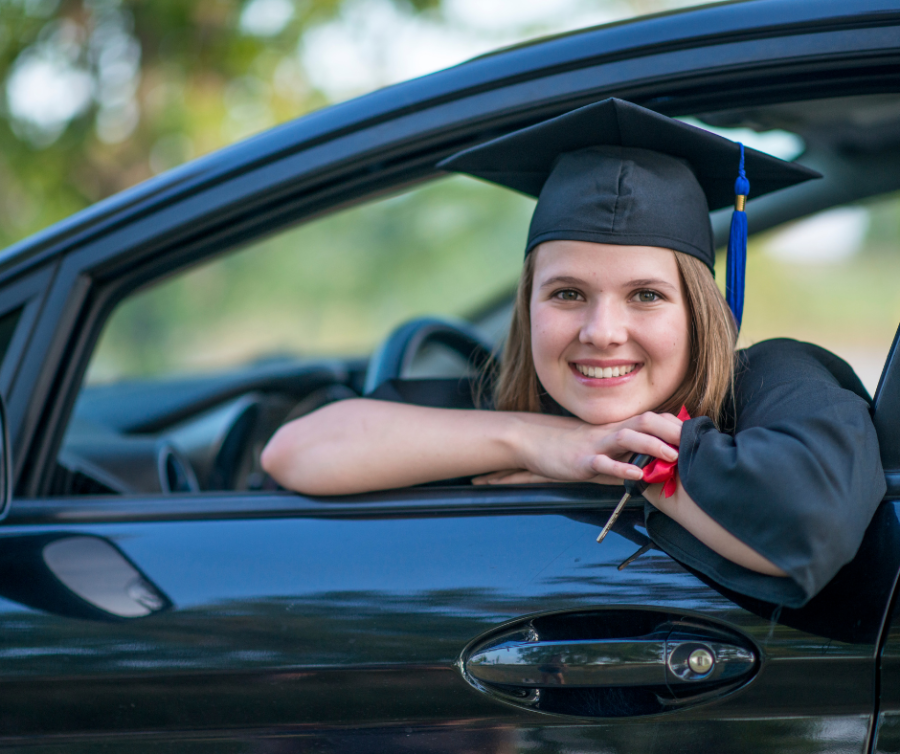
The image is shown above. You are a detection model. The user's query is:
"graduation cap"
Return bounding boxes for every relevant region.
[438,98,821,328]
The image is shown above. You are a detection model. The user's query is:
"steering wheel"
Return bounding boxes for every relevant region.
[363,317,497,395]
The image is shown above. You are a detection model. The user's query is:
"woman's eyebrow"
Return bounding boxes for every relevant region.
[538,275,678,290]
[538,275,586,289]
[626,278,678,290]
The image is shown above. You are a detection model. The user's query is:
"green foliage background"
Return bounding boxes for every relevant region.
[0,0,438,247]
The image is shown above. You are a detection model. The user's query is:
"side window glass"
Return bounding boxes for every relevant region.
[738,190,900,395]
[57,176,534,496]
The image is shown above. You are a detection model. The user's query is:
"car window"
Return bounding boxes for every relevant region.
[54,166,900,498]
[85,175,534,383]
[54,176,535,496]
[736,190,900,395]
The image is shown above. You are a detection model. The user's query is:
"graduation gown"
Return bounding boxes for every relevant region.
[650,338,885,608]
[370,338,886,608]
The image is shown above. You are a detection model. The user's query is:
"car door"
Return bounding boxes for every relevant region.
[2,4,900,751]
[0,477,895,753]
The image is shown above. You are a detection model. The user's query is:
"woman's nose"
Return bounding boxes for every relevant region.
[579,301,627,347]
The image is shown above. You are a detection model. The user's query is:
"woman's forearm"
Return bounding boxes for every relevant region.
[643,481,787,577]
[261,399,568,495]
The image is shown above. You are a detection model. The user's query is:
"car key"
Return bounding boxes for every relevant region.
[596,453,654,544]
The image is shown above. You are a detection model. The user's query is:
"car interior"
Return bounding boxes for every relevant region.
[51,92,900,498]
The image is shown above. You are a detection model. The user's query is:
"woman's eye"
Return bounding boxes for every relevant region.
[554,289,582,302]
[635,290,661,303]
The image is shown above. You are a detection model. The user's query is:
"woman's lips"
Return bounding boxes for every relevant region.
[569,361,642,386]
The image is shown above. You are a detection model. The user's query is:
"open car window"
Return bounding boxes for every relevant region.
[52,112,900,498]
[54,175,534,496]
[85,175,534,383]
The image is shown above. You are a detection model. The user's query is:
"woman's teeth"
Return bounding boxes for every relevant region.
[576,363,637,379]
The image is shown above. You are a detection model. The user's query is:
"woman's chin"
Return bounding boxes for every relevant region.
[544,375,667,424]
[563,401,642,426]
[554,378,676,425]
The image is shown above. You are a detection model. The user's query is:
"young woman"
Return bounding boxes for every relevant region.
[262,99,885,608]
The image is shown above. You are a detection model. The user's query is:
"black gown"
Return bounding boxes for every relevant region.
[369,338,886,608]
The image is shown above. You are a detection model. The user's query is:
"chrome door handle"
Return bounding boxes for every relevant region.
[465,630,756,689]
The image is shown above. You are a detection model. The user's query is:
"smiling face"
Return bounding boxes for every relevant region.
[529,240,692,425]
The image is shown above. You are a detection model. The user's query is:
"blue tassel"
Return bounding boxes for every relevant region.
[726,143,750,329]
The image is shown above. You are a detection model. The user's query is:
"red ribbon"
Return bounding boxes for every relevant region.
[641,405,691,498]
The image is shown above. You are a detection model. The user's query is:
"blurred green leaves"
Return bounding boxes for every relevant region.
[0,0,712,250]
[0,0,441,249]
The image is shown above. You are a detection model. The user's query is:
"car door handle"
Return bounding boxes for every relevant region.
[465,631,756,689]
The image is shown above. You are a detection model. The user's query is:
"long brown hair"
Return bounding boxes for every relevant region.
[490,248,737,426]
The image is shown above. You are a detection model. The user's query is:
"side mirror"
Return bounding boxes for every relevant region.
[0,394,12,521]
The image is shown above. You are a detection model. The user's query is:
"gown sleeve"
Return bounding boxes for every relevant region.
[646,338,886,608]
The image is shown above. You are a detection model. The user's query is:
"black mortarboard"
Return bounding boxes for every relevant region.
[438,98,821,327]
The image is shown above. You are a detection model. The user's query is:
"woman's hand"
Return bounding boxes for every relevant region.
[475,410,683,486]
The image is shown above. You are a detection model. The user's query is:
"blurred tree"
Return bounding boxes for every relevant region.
[0,0,440,249]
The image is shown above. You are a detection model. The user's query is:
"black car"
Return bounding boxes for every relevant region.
[2,0,900,750]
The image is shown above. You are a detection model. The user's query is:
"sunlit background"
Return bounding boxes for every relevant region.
[3,0,900,396]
